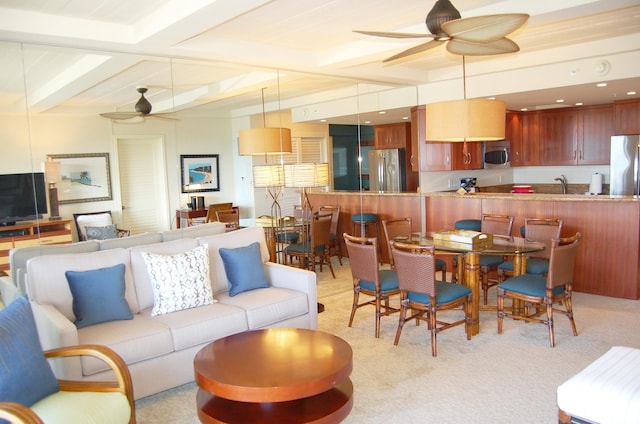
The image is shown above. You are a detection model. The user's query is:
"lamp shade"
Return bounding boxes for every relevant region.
[284,163,329,188]
[239,127,292,155]
[425,99,506,142]
[44,160,61,184]
[253,164,284,187]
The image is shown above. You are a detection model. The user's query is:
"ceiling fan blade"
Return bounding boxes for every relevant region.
[354,30,434,39]
[147,113,179,121]
[443,14,529,43]
[446,37,520,56]
[100,112,143,120]
[383,39,445,63]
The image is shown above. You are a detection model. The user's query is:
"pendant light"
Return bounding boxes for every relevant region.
[239,87,292,156]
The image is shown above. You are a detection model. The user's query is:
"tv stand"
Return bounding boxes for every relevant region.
[0,219,72,274]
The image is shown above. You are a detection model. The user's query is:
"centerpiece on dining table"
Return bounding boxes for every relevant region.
[433,229,493,249]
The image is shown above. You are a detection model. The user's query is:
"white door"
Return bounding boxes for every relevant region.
[116,136,169,234]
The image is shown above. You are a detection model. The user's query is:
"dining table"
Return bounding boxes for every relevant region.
[394,234,545,336]
[245,216,310,264]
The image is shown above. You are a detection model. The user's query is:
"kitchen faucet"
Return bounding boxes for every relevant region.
[554,174,568,194]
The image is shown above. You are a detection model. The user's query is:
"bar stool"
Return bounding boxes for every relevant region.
[351,213,378,238]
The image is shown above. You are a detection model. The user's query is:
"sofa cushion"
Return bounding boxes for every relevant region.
[161,222,226,242]
[0,296,59,406]
[151,302,248,351]
[77,314,173,376]
[198,226,270,295]
[129,238,201,311]
[98,232,162,250]
[141,244,215,316]
[217,287,309,329]
[85,224,119,240]
[26,248,139,318]
[65,263,133,328]
[220,242,269,296]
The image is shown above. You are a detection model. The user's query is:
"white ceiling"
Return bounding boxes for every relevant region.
[0,0,638,125]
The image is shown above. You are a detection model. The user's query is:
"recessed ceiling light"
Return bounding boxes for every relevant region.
[364,120,372,124]
[487,97,496,100]
[556,99,565,103]
[596,83,607,87]
[520,108,528,111]
[575,102,583,106]
[628,91,637,96]
[320,119,327,122]
[402,116,409,120]
[378,111,386,114]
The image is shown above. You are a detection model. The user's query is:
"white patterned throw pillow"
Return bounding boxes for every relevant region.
[141,244,216,316]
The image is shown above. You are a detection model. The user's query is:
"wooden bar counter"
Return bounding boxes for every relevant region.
[308,191,640,300]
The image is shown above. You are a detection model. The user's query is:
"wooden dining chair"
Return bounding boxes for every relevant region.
[497,217,563,283]
[343,233,399,338]
[478,213,514,304]
[215,208,239,231]
[284,213,335,278]
[318,205,342,266]
[390,241,472,357]
[381,217,447,281]
[497,232,581,347]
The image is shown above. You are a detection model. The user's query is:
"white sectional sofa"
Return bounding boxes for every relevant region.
[13,224,317,400]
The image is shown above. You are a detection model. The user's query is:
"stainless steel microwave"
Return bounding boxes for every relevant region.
[484,141,510,169]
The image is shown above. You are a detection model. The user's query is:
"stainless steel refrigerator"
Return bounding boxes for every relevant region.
[610,135,640,195]
[368,148,406,192]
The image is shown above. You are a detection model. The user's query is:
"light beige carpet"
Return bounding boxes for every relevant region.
[135,259,640,423]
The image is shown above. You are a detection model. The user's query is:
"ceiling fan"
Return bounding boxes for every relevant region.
[355,0,529,62]
[100,86,177,121]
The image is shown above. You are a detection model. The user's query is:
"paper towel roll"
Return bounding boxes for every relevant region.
[589,172,603,194]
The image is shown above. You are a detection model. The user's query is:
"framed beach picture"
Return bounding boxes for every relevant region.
[180,154,220,193]
[48,153,112,204]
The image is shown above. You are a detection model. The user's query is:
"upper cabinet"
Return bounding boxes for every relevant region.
[518,104,613,166]
[614,99,640,135]
[505,112,524,167]
[374,122,410,149]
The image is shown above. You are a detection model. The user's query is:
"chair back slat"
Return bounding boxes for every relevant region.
[382,218,412,267]
[343,234,380,287]
[319,205,340,236]
[313,213,332,249]
[481,214,514,237]
[391,243,436,296]
[547,232,581,289]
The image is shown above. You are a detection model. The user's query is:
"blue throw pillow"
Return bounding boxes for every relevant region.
[219,242,269,296]
[65,263,133,329]
[0,296,59,406]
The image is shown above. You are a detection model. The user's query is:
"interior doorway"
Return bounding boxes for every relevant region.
[116,136,169,234]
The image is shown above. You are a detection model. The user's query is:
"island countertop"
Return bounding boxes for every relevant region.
[324,190,640,202]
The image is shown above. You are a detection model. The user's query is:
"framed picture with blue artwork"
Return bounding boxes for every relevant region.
[48,153,112,204]
[180,154,220,193]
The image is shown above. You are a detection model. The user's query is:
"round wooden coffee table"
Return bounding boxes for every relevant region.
[194,328,353,423]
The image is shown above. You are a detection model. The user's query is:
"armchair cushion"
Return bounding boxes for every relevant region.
[31,391,131,424]
[0,296,59,406]
[220,242,269,296]
[65,264,133,329]
[85,224,119,240]
[142,244,215,316]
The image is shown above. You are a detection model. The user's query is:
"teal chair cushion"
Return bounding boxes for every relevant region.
[351,213,378,223]
[359,269,398,292]
[435,258,447,269]
[277,231,299,243]
[498,258,549,275]
[498,274,565,298]
[454,219,481,231]
[479,255,504,267]
[407,281,472,305]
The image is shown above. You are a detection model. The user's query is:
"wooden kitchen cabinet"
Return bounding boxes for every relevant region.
[614,99,640,135]
[538,109,578,166]
[578,104,613,165]
[521,112,540,165]
[505,111,523,166]
[451,142,483,170]
[374,122,410,149]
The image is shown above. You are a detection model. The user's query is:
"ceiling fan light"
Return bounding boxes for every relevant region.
[426,0,461,37]
[425,99,506,142]
[135,95,152,115]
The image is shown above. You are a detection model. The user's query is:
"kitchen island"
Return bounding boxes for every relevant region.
[308,191,640,300]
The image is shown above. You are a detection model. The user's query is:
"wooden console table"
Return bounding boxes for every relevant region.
[175,208,207,228]
[0,219,73,273]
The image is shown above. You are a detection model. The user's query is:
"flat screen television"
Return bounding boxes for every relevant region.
[0,172,48,226]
